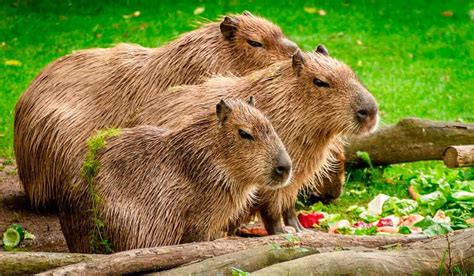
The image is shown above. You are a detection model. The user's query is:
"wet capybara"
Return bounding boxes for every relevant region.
[14,12,298,209]
[60,98,292,252]
[129,47,378,234]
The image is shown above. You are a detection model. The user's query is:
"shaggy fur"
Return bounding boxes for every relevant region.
[14,13,298,209]
[60,99,291,252]
[129,50,378,234]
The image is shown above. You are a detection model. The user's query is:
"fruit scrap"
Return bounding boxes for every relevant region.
[298,212,324,228]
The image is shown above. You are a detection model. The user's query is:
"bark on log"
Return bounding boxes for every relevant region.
[155,245,317,276]
[443,145,474,168]
[0,252,103,274]
[41,231,427,275]
[345,118,474,167]
[252,228,474,275]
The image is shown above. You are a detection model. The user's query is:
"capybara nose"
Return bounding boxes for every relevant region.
[273,150,292,184]
[355,89,378,125]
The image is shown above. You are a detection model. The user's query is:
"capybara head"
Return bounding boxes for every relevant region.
[215,97,292,189]
[289,46,378,137]
[220,11,298,67]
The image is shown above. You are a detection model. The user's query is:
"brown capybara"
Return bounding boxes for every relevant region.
[14,12,298,209]
[59,98,292,252]
[128,47,378,234]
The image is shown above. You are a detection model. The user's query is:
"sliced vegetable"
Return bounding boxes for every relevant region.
[367,194,390,215]
[354,225,377,236]
[376,226,399,233]
[398,226,411,234]
[2,224,26,250]
[382,197,418,216]
[417,191,447,215]
[359,210,380,223]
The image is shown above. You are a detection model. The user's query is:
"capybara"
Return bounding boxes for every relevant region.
[128,47,378,234]
[14,12,298,209]
[59,98,292,252]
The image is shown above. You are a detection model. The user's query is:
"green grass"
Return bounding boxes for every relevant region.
[0,1,473,209]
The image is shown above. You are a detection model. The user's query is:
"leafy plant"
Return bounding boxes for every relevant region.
[81,128,121,254]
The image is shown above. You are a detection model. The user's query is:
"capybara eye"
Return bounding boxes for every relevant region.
[313,78,330,88]
[238,129,254,140]
[247,40,263,48]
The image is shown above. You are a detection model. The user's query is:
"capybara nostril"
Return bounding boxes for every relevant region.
[357,105,377,121]
[275,165,291,177]
[356,109,369,120]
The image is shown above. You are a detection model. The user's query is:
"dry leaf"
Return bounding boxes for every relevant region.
[5,60,22,66]
[318,9,327,16]
[441,10,454,17]
[123,11,141,19]
[356,39,363,45]
[193,7,205,15]
[304,6,317,14]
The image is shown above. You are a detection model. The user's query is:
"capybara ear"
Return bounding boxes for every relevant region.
[216,99,232,125]
[315,44,329,56]
[292,50,305,77]
[220,16,239,40]
[247,96,256,107]
[243,10,254,17]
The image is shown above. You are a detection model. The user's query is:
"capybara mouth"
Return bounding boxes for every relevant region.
[268,170,293,189]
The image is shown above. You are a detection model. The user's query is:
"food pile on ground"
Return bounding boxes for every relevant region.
[299,172,473,236]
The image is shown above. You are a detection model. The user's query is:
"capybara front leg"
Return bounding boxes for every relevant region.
[283,205,306,232]
[260,208,284,235]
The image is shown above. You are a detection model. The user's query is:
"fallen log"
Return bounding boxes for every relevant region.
[252,228,474,275]
[155,245,318,276]
[41,231,427,275]
[0,252,104,274]
[443,145,474,168]
[345,118,474,167]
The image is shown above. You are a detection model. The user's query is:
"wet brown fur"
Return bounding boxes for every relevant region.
[60,99,290,252]
[14,14,297,209]
[129,51,378,234]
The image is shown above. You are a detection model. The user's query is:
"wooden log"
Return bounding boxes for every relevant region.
[0,252,104,274]
[443,145,474,168]
[345,118,474,167]
[41,231,427,275]
[155,245,318,276]
[252,228,474,275]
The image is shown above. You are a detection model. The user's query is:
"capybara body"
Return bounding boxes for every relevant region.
[14,13,298,209]
[129,48,378,233]
[60,98,292,252]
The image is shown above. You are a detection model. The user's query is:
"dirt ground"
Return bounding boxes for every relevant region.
[0,159,68,252]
